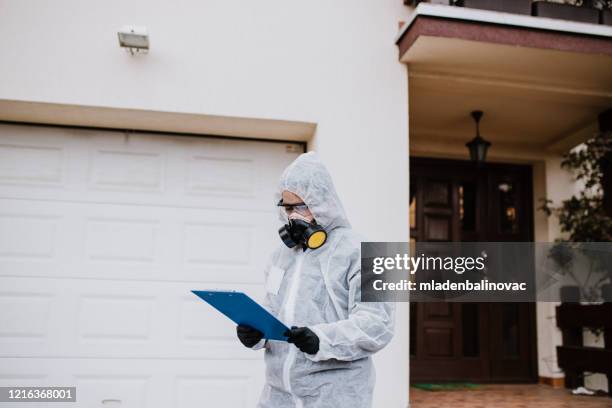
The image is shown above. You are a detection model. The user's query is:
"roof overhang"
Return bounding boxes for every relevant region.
[398,3,612,159]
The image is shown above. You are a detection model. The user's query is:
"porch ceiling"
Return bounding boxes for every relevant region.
[399,8,612,159]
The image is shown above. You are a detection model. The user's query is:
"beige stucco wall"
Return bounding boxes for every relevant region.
[535,158,575,380]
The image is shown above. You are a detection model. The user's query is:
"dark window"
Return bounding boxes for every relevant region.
[498,182,518,233]
[459,182,477,232]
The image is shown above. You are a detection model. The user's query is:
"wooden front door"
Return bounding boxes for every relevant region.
[409,158,537,383]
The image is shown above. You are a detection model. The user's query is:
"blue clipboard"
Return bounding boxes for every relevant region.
[192,290,289,341]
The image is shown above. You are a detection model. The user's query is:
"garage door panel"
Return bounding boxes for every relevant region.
[0,290,54,342]
[0,358,265,408]
[0,211,60,260]
[0,128,69,190]
[0,124,300,212]
[0,276,269,360]
[75,375,150,408]
[0,198,280,283]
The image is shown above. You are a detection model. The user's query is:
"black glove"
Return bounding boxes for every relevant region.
[236,324,263,348]
[284,326,320,355]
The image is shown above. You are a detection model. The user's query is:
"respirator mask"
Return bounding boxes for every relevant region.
[277,199,327,250]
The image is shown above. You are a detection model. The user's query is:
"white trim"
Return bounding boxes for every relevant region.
[396,2,612,43]
[281,250,305,406]
[321,233,346,320]
[282,250,305,326]
[282,347,297,395]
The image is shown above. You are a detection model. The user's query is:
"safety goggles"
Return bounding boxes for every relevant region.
[277,199,310,216]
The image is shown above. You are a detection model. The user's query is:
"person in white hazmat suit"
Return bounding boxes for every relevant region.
[235,151,395,408]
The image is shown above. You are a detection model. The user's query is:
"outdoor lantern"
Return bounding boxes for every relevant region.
[466,110,491,164]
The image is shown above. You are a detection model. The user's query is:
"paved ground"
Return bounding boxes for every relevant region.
[410,384,612,408]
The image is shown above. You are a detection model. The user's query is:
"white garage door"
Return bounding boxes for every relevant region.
[0,123,302,408]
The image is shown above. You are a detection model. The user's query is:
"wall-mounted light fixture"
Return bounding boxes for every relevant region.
[466,110,491,164]
[117,25,149,55]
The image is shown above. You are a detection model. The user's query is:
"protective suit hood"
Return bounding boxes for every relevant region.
[276,151,350,231]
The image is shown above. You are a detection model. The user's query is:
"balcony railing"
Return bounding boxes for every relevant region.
[405,0,612,26]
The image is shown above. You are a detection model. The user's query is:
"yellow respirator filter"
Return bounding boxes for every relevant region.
[306,230,327,249]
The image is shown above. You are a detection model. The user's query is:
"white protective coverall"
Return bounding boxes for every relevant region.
[254,151,395,408]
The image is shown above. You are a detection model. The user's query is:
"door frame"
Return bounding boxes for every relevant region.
[409,156,538,383]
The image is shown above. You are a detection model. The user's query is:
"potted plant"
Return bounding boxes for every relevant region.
[540,130,612,303]
[532,0,601,24]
